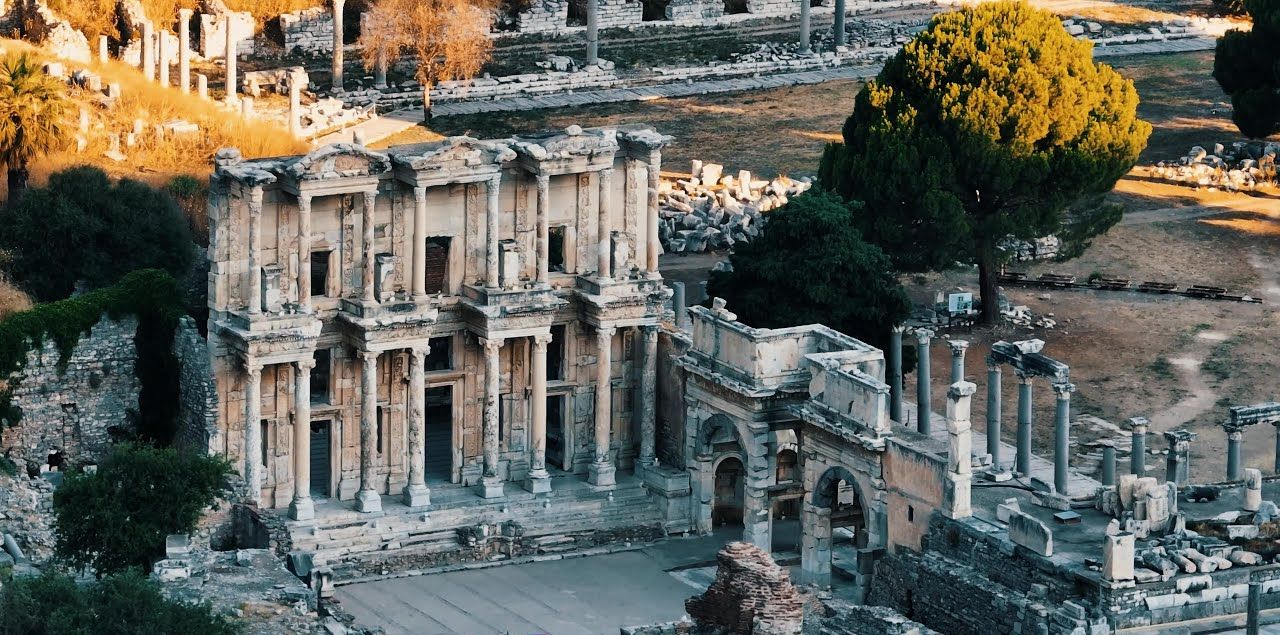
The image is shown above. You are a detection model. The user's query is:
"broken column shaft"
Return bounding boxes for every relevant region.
[1129,417,1148,477]
[1227,426,1244,481]
[1164,429,1196,485]
[915,329,933,435]
[1101,442,1116,486]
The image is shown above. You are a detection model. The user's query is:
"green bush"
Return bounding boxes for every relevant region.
[52,444,233,577]
[0,570,239,635]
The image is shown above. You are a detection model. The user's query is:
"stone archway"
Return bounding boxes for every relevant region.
[712,456,745,526]
[688,413,773,551]
[801,465,869,595]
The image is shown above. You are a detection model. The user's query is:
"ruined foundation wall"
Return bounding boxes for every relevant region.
[279,6,332,54]
[174,316,218,455]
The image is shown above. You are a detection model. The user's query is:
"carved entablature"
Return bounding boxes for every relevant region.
[266,144,393,196]
[617,125,673,159]
[389,136,516,187]
[217,161,278,188]
[511,125,619,175]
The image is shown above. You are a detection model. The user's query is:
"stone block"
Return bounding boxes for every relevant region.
[1008,510,1053,556]
[1102,532,1134,582]
[165,533,191,559]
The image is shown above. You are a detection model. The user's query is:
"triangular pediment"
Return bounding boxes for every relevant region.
[285,144,392,181]
[389,137,515,172]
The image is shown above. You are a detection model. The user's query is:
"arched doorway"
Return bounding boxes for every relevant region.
[801,465,869,596]
[713,456,745,526]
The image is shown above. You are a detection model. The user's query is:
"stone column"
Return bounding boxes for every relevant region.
[98,35,109,63]
[832,0,846,48]
[943,381,976,519]
[197,73,208,99]
[403,346,430,507]
[597,168,613,279]
[1128,416,1148,477]
[986,360,1002,470]
[362,188,377,303]
[178,9,192,93]
[412,186,428,299]
[888,325,904,423]
[142,22,155,80]
[1052,382,1074,495]
[1164,429,1196,486]
[224,19,237,105]
[1227,427,1244,481]
[1016,372,1033,476]
[638,325,659,467]
[374,51,387,89]
[1101,442,1116,486]
[585,0,599,65]
[588,326,618,488]
[331,0,345,90]
[672,282,687,329]
[526,333,552,494]
[355,351,381,512]
[1248,581,1262,635]
[480,337,505,498]
[947,339,968,384]
[297,194,313,311]
[290,358,316,520]
[914,329,932,435]
[799,502,832,587]
[157,31,169,87]
[485,175,501,289]
[288,75,303,138]
[536,174,550,284]
[646,151,662,275]
[1273,422,1280,475]
[247,186,264,315]
[799,0,811,55]
[1245,468,1262,512]
[243,361,263,505]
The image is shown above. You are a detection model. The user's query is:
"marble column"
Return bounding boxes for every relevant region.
[947,339,968,384]
[588,326,618,488]
[986,360,1002,471]
[672,282,687,329]
[1273,422,1280,474]
[98,35,109,63]
[288,76,303,138]
[157,31,168,87]
[243,362,263,505]
[799,0,811,54]
[290,358,316,520]
[485,175,501,289]
[197,73,208,99]
[355,351,381,513]
[888,325,903,423]
[585,0,599,65]
[1053,382,1074,494]
[526,333,552,494]
[374,51,387,89]
[403,346,430,507]
[1164,429,1196,485]
[480,337,505,498]
[142,22,155,80]
[412,186,428,299]
[178,9,192,93]
[331,0,345,90]
[646,151,662,275]
[1100,442,1116,486]
[1128,416,1148,477]
[224,19,237,105]
[915,329,932,435]
[833,0,846,48]
[247,186,263,315]
[1016,372,1033,476]
[536,174,550,283]
[1227,427,1244,481]
[297,194,313,311]
[638,325,659,467]
[597,168,613,279]
[362,188,377,303]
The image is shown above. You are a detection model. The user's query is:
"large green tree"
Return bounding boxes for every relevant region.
[819,0,1150,323]
[705,190,912,349]
[52,444,233,577]
[1214,0,1280,138]
[0,53,70,199]
[0,166,195,302]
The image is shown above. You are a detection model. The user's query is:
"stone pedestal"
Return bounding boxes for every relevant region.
[588,460,617,489]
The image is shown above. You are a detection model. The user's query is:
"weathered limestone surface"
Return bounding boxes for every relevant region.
[173,316,219,455]
[279,6,333,54]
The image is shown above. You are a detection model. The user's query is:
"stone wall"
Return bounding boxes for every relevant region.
[656,329,690,470]
[279,6,332,54]
[685,541,805,634]
[0,0,91,62]
[0,471,56,564]
[0,315,140,469]
[173,316,218,456]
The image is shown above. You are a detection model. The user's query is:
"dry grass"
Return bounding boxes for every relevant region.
[45,0,119,41]
[0,278,32,321]
[225,0,324,25]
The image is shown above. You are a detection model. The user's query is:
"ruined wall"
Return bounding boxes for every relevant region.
[656,329,690,469]
[882,435,945,552]
[174,316,218,455]
[1102,564,1280,630]
[1,315,140,469]
[279,6,332,54]
[0,471,56,564]
[0,0,91,62]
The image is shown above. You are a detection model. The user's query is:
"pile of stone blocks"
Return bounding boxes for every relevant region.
[1150,141,1279,192]
[658,161,811,253]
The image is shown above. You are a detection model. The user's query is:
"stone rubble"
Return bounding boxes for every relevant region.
[1150,142,1280,192]
[658,161,811,253]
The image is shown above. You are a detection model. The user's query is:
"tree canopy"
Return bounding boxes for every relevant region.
[52,444,233,577]
[0,52,71,199]
[819,0,1150,323]
[0,166,195,302]
[1214,0,1280,138]
[705,190,912,349]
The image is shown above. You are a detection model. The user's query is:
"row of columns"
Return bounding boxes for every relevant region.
[798,0,849,54]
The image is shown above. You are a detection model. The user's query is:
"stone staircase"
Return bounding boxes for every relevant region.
[287,472,672,579]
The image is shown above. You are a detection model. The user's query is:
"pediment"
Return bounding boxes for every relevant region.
[286,144,392,181]
[389,137,515,173]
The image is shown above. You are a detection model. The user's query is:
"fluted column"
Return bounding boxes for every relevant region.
[247,186,263,315]
[598,168,613,280]
[355,351,381,513]
[403,346,430,507]
[1016,372,1033,476]
[485,176,501,289]
[412,186,427,299]
[646,151,661,275]
[480,337,505,498]
[915,329,933,434]
[297,194,313,310]
[290,358,316,520]
[1053,382,1074,494]
[588,326,618,488]
[526,333,552,494]
[536,174,550,283]
[986,360,1002,471]
[178,9,192,93]
[361,188,377,303]
[243,362,263,505]
[638,325,658,467]
[331,0,345,90]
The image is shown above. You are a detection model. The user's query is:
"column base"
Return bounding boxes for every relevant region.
[524,469,552,494]
[587,461,616,489]
[355,489,382,513]
[401,484,430,509]
[288,496,315,521]
[479,475,505,499]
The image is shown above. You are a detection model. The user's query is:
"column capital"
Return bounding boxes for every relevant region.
[1227,428,1245,441]
[1052,382,1076,398]
[913,328,933,344]
[413,185,427,202]
[360,350,378,364]
[647,149,661,166]
[296,192,312,211]
[532,332,553,347]
[245,360,263,376]
[596,325,617,340]
[986,358,1002,372]
[362,187,378,202]
[409,344,430,360]
[487,174,502,189]
[1127,416,1149,433]
[247,185,264,212]
[295,358,316,372]
[891,324,906,334]
[536,173,550,187]
[1015,370,1035,385]
[598,167,615,178]
[946,339,969,355]
[640,323,660,337]
[479,337,504,354]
